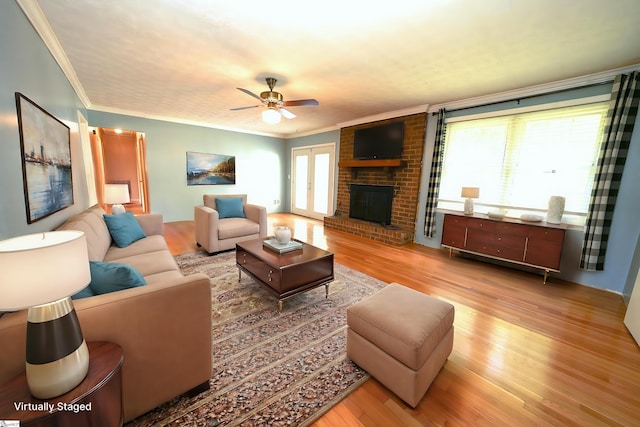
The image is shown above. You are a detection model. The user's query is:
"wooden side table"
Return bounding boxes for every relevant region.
[0,341,124,427]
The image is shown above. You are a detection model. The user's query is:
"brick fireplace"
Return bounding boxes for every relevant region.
[324,113,426,245]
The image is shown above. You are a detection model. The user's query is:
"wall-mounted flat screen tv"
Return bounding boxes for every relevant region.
[353,120,404,160]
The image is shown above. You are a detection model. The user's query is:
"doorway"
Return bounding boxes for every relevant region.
[90,127,150,214]
[291,143,335,220]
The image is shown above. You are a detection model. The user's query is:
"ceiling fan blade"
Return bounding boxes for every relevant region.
[230,105,260,111]
[237,87,263,102]
[279,107,296,119]
[284,99,319,107]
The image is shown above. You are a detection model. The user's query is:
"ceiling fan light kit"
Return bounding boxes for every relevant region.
[262,106,281,124]
[232,77,319,124]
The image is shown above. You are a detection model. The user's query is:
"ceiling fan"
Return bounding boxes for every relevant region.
[231,77,319,124]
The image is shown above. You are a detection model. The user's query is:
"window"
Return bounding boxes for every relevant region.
[437,102,608,223]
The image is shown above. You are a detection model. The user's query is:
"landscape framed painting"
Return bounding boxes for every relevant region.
[15,92,73,224]
[186,151,236,185]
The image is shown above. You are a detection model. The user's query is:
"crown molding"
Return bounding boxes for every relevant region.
[337,104,429,129]
[17,0,91,108]
[89,104,287,138]
[427,64,640,113]
[284,125,340,139]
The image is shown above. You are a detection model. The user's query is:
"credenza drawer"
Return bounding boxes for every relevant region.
[466,229,494,245]
[496,222,529,236]
[495,233,527,248]
[467,218,496,233]
[466,240,524,261]
[528,227,565,242]
[442,216,467,248]
[525,240,563,270]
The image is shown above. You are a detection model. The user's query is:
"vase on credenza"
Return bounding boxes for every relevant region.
[275,226,291,245]
[546,196,565,224]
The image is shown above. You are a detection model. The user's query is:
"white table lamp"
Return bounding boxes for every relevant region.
[461,187,480,215]
[104,183,130,214]
[0,231,91,399]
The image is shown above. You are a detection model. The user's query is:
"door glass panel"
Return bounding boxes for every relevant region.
[313,152,330,214]
[294,155,308,210]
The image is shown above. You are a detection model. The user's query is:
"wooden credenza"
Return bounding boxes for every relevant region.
[441,213,566,283]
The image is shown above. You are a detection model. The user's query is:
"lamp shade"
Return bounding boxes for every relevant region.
[0,231,90,310]
[461,187,480,199]
[104,183,130,204]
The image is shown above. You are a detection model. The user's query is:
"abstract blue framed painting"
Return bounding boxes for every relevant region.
[186,151,236,185]
[15,93,73,224]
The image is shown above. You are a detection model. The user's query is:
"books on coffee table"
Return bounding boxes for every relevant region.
[262,238,303,254]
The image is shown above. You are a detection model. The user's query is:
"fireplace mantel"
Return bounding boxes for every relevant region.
[338,159,407,178]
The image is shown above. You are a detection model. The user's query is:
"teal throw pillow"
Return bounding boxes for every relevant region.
[216,197,245,219]
[87,261,147,295]
[71,285,96,300]
[103,212,146,248]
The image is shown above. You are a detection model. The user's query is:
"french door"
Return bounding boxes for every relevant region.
[291,144,335,220]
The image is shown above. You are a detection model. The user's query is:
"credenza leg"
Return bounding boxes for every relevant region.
[543,270,549,284]
[278,300,283,312]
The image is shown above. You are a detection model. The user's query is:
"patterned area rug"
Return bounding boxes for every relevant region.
[126,250,386,427]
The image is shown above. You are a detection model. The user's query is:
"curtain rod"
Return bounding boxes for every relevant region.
[431,80,613,116]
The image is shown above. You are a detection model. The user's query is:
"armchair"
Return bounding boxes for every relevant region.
[194,194,267,254]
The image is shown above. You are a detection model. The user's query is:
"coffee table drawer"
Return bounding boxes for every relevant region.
[237,249,281,287]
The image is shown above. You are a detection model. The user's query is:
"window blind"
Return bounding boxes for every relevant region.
[437,102,608,221]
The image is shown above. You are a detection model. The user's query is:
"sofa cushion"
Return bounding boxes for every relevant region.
[215,197,245,219]
[56,205,112,261]
[104,235,169,261]
[104,250,180,277]
[86,261,147,295]
[218,217,260,240]
[103,212,147,248]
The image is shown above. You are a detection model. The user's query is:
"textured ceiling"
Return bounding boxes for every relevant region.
[21,0,640,137]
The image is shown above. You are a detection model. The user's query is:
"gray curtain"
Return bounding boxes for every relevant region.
[580,71,640,271]
[423,108,447,237]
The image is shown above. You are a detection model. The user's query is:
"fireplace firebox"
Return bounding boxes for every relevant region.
[349,184,394,226]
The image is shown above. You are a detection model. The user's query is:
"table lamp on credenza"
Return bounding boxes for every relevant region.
[0,231,91,399]
[461,187,480,215]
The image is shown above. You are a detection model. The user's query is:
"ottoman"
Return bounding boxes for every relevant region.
[347,283,455,407]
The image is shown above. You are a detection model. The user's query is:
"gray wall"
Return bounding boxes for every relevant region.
[87,111,287,222]
[0,1,90,239]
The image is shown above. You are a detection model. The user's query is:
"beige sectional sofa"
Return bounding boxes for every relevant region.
[0,205,212,422]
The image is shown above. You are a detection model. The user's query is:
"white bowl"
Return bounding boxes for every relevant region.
[520,214,543,222]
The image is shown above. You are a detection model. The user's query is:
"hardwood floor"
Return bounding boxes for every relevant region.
[164,213,640,426]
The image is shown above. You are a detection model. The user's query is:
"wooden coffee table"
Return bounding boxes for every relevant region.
[236,238,334,311]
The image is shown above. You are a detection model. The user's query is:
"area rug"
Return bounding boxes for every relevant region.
[126,250,386,427]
